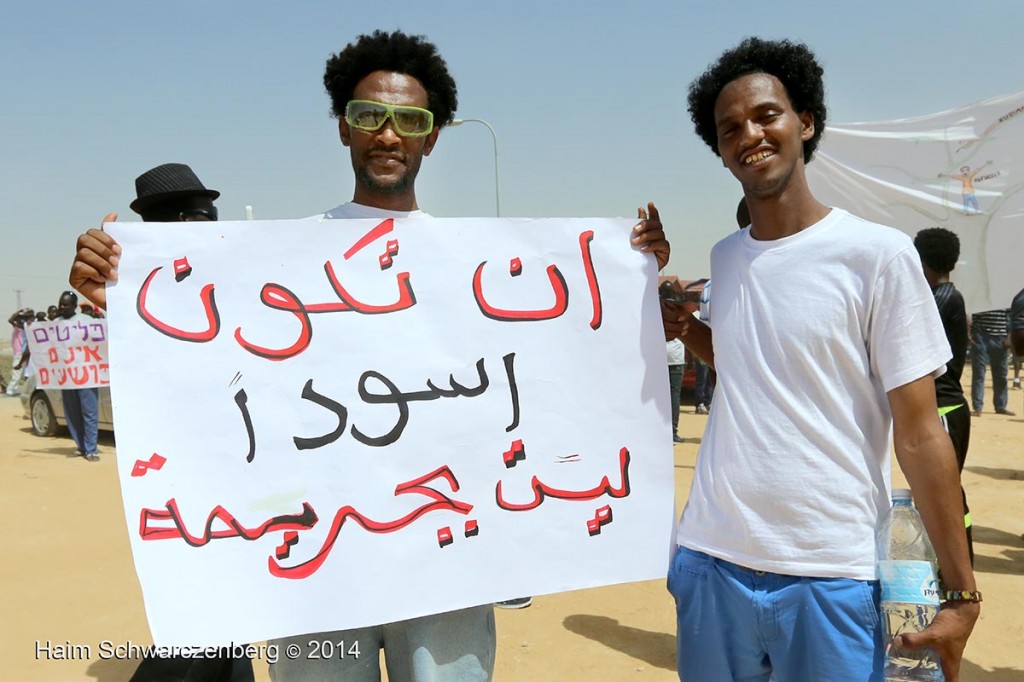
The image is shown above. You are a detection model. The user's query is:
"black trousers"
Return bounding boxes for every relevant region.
[940,400,973,565]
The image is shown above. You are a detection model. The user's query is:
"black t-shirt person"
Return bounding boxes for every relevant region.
[932,281,968,407]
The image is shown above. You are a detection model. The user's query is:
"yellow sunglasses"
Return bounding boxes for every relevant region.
[344,100,435,137]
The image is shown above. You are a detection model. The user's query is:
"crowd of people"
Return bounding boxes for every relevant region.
[2,26,1020,682]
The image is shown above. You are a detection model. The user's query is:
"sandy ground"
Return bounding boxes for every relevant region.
[1,361,1021,681]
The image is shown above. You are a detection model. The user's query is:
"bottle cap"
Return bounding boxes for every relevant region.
[891,488,912,502]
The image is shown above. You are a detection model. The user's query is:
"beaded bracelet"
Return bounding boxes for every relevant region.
[941,590,983,603]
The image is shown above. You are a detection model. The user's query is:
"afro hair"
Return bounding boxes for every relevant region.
[324,29,458,127]
[914,227,961,275]
[688,37,827,164]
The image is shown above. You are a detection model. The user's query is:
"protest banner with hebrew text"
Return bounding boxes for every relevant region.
[27,317,109,389]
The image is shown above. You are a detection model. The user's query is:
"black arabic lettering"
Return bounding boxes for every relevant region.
[234,389,256,463]
[293,379,349,450]
[351,358,489,447]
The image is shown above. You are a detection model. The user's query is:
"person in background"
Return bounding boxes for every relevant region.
[969,308,1014,416]
[666,307,687,443]
[70,162,220,311]
[55,291,100,461]
[1011,287,1024,395]
[693,280,712,415]
[914,227,974,564]
[72,162,254,682]
[6,308,33,396]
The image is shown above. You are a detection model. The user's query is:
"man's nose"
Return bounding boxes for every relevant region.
[739,119,763,145]
[376,119,403,145]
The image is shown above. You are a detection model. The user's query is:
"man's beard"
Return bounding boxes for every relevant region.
[354,155,422,196]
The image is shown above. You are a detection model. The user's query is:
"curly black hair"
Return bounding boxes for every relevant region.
[914,227,960,275]
[323,30,458,127]
[687,37,827,164]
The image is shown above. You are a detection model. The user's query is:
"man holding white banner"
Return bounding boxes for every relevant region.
[69,28,671,682]
[55,290,101,461]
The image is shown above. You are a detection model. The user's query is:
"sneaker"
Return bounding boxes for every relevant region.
[1013,378,1021,389]
[695,404,709,415]
[673,434,685,444]
[496,597,532,609]
[995,408,1016,416]
[971,410,982,417]
[84,453,101,462]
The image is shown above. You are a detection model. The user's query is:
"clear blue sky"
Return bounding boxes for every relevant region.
[3,1,1020,315]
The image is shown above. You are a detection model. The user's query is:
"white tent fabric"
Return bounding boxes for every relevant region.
[808,91,1024,313]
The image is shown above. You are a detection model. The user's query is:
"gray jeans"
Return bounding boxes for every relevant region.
[269,604,495,681]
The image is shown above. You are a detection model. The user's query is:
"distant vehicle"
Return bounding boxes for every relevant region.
[20,376,114,437]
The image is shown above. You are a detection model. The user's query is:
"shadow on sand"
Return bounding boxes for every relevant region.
[563,614,676,671]
[964,465,1024,481]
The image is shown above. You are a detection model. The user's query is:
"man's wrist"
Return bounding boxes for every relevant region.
[941,589,983,604]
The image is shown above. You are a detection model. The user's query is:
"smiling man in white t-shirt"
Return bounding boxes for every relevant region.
[662,37,979,682]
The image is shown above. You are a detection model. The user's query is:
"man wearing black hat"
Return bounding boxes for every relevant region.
[69,164,255,682]
[130,162,220,222]
[69,162,219,310]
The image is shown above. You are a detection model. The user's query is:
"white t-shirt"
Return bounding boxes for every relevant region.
[677,208,950,580]
[666,338,685,366]
[319,202,428,221]
[699,280,711,322]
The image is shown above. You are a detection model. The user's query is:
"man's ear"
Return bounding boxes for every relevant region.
[422,126,441,157]
[339,118,351,147]
[800,111,815,142]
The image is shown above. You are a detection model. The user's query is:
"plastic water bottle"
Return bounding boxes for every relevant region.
[877,488,944,681]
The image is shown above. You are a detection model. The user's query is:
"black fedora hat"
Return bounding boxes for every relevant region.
[130,163,220,214]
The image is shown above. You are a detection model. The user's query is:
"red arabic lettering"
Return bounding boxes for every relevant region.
[344,218,394,260]
[324,260,417,314]
[269,465,473,579]
[137,266,221,343]
[472,262,569,322]
[578,230,603,330]
[139,501,318,545]
[495,447,631,511]
[234,283,314,361]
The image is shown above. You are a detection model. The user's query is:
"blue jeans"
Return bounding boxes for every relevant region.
[269,604,495,681]
[668,365,684,435]
[62,388,99,454]
[667,546,882,681]
[971,329,1009,411]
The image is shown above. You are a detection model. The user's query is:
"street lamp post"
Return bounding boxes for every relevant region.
[450,118,500,217]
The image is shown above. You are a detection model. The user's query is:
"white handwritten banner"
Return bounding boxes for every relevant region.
[808,90,1024,313]
[105,217,674,647]
[27,318,109,389]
